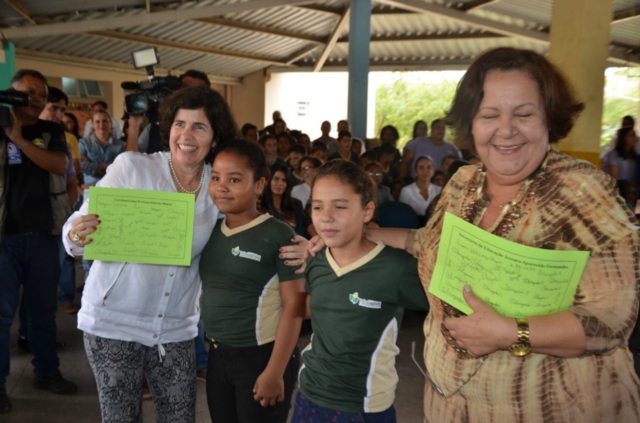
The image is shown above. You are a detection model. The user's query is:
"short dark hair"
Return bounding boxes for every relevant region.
[300,156,322,169]
[93,100,108,109]
[277,132,294,144]
[47,86,68,106]
[179,70,211,87]
[159,86,238,151]
[241,123,257,136]
[380,125,399,142]
[446,47,585,150]
[441,154,457,165]
[378,143,397,156]
[360,150,378,161]
[337,130,352,141]
[365,162,383,172]
[10,69,47,86]
[259,133,276,147]
[313,159,377,208]
[213,139,268,181]
[288,144,307,156]
[622,115,635,127]
[430,119,444,129]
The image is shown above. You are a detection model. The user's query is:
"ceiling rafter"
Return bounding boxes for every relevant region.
[314,5,350,72]
[0,0,315,39]
[3,0,36,24]
[458,0,502,12]
[88,30,290,66]
[376,0,640,66]
[338,30,504,43]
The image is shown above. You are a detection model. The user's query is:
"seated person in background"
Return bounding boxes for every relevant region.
[82,101,124,140]
[79,110,126,186]
[286,145,307,185]
[441,154,458,175]
[467,154,482,166]
[241,123,258,143]
[277,132,294,162]
[259,164,306,237]
[431,170,446,187]
[399,119,462,178]
[359,150,378,169]
[296,133,311,153]
[389,179,406,202]
[351,138,364,157]
[292,156,321,208]
[259,134,287,173]
[377,143,400,185]
[365,162,394,205]
[603,127,637,189]
[309,145,328,164]
[328,130,359,164]
[399,156,442,223]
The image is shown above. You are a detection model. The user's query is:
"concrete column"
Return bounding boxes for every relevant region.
[547,0,614,166]
[347,0,371,140]
[0,42,16,89]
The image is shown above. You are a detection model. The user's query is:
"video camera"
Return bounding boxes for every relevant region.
[0,89,29,127]
[122,47,181,124]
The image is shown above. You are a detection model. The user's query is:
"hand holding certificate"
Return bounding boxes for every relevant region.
[429,212,590,317]
[84,187,195,266]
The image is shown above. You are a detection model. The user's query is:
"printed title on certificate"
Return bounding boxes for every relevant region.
[429,212,590,317]
[84,187,195,266]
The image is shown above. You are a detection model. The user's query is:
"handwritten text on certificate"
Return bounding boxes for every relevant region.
[84,187,195,266]
[429,212,590,317]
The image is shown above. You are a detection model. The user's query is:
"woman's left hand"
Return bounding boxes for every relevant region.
[444,285,517,357]
[280,235,309,274]
[253,369,284,407]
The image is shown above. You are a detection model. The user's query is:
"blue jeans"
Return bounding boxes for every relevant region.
[57,238,76,305]
[195,320,208,371]
[0,232,61,388]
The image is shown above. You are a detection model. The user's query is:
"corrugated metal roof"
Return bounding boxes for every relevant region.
[612,18,640,46]
[481,0,552,26]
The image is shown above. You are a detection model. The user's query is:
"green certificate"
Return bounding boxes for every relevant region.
[429,212,590,317]
[84,187,195,266]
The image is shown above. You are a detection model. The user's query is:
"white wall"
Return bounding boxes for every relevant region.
[264,72,378,139]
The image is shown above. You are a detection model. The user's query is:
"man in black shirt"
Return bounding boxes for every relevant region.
[0,70,77,414]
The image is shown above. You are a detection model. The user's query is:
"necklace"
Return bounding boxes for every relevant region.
[168,155,206,194]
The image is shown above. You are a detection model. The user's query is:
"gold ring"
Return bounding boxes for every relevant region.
[73,234,82,243]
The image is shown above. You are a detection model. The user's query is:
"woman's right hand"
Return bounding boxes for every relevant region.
[69,214,101,246]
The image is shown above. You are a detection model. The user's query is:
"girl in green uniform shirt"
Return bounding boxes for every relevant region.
[293,160,429,423]
[199,140,306,423]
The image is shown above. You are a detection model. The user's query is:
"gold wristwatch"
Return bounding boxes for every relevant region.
[509,317,531,357]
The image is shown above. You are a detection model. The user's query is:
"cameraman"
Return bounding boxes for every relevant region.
[131,70,211,154]
[0,70,77,414]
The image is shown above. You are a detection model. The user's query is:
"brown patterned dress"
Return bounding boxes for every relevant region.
[414,148,640,423]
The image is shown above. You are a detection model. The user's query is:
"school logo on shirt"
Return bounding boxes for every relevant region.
[231,246,261,262]
[349,292,381,309]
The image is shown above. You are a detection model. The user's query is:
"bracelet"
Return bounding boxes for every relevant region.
[18,140,29,150]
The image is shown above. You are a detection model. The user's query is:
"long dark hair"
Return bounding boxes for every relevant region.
[615,127,637,160]
[261,164,298,213]
[63,112,80,139]
[412,120,427,139]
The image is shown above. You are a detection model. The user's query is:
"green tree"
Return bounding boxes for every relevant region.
[375,73,459,150]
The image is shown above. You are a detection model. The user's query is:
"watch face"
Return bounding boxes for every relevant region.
[510,344,531,357]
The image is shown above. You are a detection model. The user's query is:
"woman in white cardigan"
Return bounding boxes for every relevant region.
[399,155,442,217]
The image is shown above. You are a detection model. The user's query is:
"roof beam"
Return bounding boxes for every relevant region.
[338,30,504,43]
[145,0,151,13]
[458,0,502,12]
[270,58,472,72]
[376,0,548,44]
[314,6,350,72]
[299,4,416,15]
[14,48,241,84]
[89,30,290,66]
[285,45,320,65]
[613,6,640,23]
[0,0,316,39]
[3,0,36,24]
[377,0,640,66]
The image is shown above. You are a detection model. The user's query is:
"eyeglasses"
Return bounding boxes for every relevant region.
[368,172,383,177]
[411,342,487,398]
[301,165,316,171]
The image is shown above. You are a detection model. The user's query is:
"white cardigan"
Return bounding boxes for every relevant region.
[399,182,442,216]
[63,152,219,349]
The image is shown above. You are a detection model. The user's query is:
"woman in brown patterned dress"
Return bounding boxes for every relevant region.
[340,47,640,422]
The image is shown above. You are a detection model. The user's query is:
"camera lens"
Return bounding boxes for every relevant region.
[130,95,148,113]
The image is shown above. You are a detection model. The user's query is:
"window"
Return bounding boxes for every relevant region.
[62,77,104,98]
